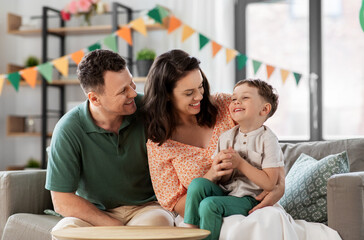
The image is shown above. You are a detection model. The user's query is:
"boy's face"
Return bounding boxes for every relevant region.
[229,83,267,125]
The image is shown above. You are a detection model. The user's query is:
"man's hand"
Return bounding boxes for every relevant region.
[248,167,285,214]
[51,191,123,226]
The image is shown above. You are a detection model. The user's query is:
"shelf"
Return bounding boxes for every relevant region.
[134,77,147,83]
[7,13,167,36]
[6,115,52,137]
[7,64,147,86]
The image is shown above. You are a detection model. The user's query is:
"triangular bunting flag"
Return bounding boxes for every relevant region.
[131,18,147,36]
[293,72,302,85]
[38,62,53,83]
[148,8,162,24]
[157,5,169,19]
[0,75,5,96]
[280,69,290,84]
[237,54,248,70]
[266,65,275,80]
[168,16,182,34]
[226,48,238,64]
[199,34,209,50]
[52,56,69,77]
[103,34,118,52]
[116,26,133,46]
[211,41,222,57]
[252,60,262,74]
[7,72,21,91]
[21,67,38,88]
[181,25,195,42]
[88,43,101,52]
[71,50,85,65]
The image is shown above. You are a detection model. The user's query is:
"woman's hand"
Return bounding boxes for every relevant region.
[204,152,233,183]
[248,167,285,214]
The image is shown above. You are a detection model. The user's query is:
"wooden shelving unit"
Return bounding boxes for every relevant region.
[6,3,161,168]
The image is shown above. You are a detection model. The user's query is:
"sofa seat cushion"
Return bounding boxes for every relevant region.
[2,213,61,240]
[279,151,349,224]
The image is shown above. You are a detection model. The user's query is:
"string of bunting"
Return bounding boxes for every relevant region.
[0,5,307,96]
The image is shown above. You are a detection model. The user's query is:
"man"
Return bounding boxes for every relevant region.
[46,50,174,234]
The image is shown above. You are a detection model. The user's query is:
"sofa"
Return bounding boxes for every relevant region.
[1,138,363,240]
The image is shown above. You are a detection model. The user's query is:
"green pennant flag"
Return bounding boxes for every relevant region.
[38,62,53,83]
[199,34,209,50]
[103,35,118,52]
[157,5,169,19]
[148,8,162,24]
[252,60,262,74]
[7,72,21,91]
[293,72,302,85]
[237,54,248,70]
[88,43,101,52]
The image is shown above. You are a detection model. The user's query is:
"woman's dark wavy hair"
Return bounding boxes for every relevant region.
[142,49,218,146]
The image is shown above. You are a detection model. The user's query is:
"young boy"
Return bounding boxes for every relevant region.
[183,79,284,240]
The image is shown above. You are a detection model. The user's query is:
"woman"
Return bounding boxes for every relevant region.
[142,49,340,240]
[142,49,284,217]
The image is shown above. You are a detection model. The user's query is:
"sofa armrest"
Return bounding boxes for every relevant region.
[327,171,364,240]
[0,170,53,237]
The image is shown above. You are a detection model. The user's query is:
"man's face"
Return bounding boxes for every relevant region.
[97,69,137,117]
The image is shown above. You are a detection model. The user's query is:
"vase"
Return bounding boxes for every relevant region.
[136,60,154,77]
[80,12,92,26]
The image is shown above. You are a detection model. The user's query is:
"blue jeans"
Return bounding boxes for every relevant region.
[184,178,260,240]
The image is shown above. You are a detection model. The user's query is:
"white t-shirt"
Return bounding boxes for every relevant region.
[214,125,284,197]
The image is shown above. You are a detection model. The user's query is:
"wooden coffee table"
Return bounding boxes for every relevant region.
[51,226,210,240]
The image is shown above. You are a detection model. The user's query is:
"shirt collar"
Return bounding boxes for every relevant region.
[238,125,266,137]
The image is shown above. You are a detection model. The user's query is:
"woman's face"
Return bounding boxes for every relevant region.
[170,69,204,119]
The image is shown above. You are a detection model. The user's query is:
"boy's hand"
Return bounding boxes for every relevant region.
[204,152,233,183]
[220,147,243,169]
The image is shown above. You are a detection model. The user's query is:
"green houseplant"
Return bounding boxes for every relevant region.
[136,48,156,77]
[24,56,40,67]
[25,158,41,169]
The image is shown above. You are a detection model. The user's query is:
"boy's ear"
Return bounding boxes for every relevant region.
[260,103,272,117]
[88,91,101,106]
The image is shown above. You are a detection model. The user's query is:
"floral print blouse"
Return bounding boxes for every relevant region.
[147,93,235,211]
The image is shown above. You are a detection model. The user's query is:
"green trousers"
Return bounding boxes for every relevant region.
[184,178,260,240]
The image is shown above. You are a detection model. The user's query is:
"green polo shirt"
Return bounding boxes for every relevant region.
[45,93,156,210]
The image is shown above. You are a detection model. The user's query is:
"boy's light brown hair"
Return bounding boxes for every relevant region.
[234,78,279,118]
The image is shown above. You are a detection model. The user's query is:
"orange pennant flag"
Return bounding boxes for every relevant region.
[280,69,290,84]
[0,75,5,96]
[130,18,147,36]
[21,67,37,88]
[52,56,69,77]
[226,48,238,63]
[168,15,182,34]
[181,25,195,42]
[266,65,275,80]
[71,50,85,65]
[117,26,133,46]
[212,41,222,57]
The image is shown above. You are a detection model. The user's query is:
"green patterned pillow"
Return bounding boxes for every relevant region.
[279,151,349,224]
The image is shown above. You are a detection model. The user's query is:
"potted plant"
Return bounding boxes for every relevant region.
[24,56,40,67]
[24,158,41,169]
[136,48,156,77]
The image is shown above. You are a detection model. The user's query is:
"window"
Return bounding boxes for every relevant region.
[246,1,310,140]
[322,0,364,138]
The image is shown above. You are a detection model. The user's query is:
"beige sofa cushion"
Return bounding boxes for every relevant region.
[280,138,364,174]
